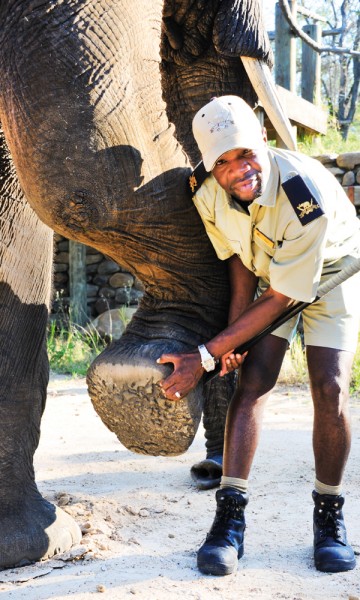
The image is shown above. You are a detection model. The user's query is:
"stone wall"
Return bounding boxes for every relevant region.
[52,151,360,320]
[314,151,360,209]
[52,242,144,319]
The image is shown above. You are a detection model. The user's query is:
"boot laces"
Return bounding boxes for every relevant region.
[207,496,244,539]
[316,500,342,540]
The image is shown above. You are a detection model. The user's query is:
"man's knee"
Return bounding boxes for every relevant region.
[237,362,279,399]
[311,377,350,417]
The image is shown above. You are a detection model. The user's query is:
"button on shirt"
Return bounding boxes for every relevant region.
[192,148,360,303]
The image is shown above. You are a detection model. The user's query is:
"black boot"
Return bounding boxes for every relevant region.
[197,488,248,576]
[313,490,356,572]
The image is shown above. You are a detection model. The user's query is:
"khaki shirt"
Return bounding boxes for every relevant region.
[193,148,360,303]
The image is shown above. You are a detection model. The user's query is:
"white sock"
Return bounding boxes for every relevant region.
[220,476,248,494]
[315,478,342,496]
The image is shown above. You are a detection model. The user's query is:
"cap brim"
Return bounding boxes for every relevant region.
[203,131,264,172]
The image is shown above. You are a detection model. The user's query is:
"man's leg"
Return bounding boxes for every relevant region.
[197,334,288,576]
[223,335,288,478]
[307,345,356,573]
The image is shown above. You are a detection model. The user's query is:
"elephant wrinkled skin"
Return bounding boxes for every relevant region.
[0,0,275,568]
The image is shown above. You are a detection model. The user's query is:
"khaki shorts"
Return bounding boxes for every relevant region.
[258,257,360,353]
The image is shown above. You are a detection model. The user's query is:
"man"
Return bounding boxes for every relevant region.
[157,95,360,576]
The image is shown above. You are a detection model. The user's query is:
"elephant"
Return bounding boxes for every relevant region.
[0,0,294,569]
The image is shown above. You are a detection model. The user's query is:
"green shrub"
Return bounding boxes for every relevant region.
[47,320,107,377]
[298,109,360,156]
[350,335,360,396]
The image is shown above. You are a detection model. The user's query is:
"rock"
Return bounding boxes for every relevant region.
[57,240,69,252]
[86,253,103,265]
[130,289,143,304]
[54,251,69,263]
[109,272,134,288]
[115,288,131,304]
[53,272,68,284]
[93,274,109,286]
[86,263,100,274]
[56,493,72,507]
[54,263,68,273]
[326,167,345,177]
[86,284,99,298]
[94,298,117,315]
[342,171,355,186]
[81,521,96,535]
[313,153,338,165]
[98,286,116,299]
[336,152,360,170]
[86,246,101,254]
[97,259,120,275]
[88,307,137,339]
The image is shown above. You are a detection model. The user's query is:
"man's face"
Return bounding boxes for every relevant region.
[212,130,270,203]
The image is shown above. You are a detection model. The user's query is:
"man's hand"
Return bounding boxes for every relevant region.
[156,351,204,400]
[219,349,248,376]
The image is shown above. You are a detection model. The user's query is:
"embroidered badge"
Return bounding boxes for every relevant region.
[189,173,197,194]
[187,161,209,197]
[296,199,321,220]
[282,174,324,225]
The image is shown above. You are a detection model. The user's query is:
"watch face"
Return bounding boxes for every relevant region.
[203,357,215,372]
[198,345,216,371]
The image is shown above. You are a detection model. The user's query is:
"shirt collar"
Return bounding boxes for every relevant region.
[251,149,279,209]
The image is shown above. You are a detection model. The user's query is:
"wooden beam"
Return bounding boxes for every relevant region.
[259,86,327,138]
[275,1,297,92]
[301,23,322,105]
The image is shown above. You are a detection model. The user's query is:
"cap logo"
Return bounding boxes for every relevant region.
[208,112,234,134]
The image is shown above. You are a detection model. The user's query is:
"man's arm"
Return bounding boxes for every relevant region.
[206,286,296,361]
[227,254,258,324]
[220,255,258,374]
[158,284,296,400]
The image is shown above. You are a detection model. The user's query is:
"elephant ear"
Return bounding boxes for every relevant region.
[213,0,273,67]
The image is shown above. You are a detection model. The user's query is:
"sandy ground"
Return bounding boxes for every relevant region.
[1,374,360,600]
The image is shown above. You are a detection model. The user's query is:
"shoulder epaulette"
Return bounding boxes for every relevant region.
[282,173,324,225]
[187,161,210,197]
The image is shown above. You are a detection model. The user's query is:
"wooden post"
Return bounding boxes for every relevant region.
[69,240,88,326]
[275,0,297,92]
[301,23,322,105]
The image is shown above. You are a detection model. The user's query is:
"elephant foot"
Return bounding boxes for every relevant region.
[0,495,81,569]
[190,454,223,490]
[87,356,203,456]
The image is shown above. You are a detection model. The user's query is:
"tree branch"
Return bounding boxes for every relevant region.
[278,0,360,58]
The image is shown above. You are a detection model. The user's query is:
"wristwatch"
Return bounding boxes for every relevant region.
[198,344,217,372]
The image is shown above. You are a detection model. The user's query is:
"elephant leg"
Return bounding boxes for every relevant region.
[0,286,81,568]
[0,141,80,567]
[190,372,236,490]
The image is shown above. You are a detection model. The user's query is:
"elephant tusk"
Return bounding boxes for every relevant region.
[240,57,297,151]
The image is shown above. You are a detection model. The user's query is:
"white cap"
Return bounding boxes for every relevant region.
[192,95,265,172]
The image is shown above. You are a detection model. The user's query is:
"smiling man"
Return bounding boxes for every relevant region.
[157,95,360,576]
